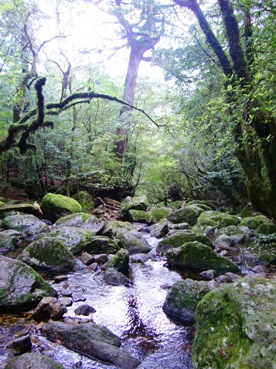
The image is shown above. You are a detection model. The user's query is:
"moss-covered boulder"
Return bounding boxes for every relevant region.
[41,193,82,222]
[163,279,218,324]
[18,237,75,273]
[197,211,239,229]
[106,248,129,274]
[4,352,64,369]
[167,205,204,226]
[240,215,270,230]
[214,225,253,245]
[72,190,94,213]
[128,209,152,224]
[0,230,22,254]
[82,215,105,234]
[157,231,213,254]
[83,236,120,254]
[121,195,149,218]
[1,213,48,234]
[255,222,276,235]
[47,226,95,255]
[54,212,90,227]
[0,255,56,310]
[193,278,276,369]
[165,241,240,274]
[149,206,172,223]
[102,221,151,254]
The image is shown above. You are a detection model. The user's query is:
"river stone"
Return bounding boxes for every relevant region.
[54,212,90,227]
[4,352,64,369]
[1,213,48,234]
[215,225,253,245]
[82,235,120,254]
[240,215,270,229]
[157,231,213,254]
[0,255,56,311]
[193,278,276,369]
[102,221,151,254]
[151,219,169,238]
[163,279,218,324]
[104,267,131,286]
[128,209,152,224]
[167,205,204,225]
[0,230,22,254]
[105,248,129,273]
[17,237,75,273]
[149,206,172,223]
[42,321,140,369]
[82,215,105,234]
[121,195,149,216]
[197,211,239,229]
[165,241,240,274]
[32,296,67,320]
[47,226,96,255]
[40,193,82,222]
[74,304,96,315]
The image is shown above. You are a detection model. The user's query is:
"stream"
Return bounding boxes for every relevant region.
[0,232,194,369]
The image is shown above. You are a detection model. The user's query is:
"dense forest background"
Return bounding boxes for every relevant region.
[0,0,275,217]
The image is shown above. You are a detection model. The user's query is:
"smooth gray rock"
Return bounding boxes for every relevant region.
[4,352,64,369]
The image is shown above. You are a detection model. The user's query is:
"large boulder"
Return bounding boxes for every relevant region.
[17,237,75,273]
[54,212,90,227]
[121,195,149,218]
[82,215,106,233]
[193,278,276,369]
[149,206,172,223]
[240,215,270,229]
[157,231,213,254]
[4,352,64,369]
[0,230,22,254]
[167,205,204,226]
[47,226,96,255]
[40,193,82,222]
[197,211,239,229]
[128,209,152,224]
[1,213,48,235]
[165,241,240,275]
[105,248,129,273]
[0,255,56,310]
[83,235,120,254]
[163,279,218,324]
[42,321,140,369]
[102,221,151,254]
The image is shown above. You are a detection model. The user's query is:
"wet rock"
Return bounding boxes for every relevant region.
[54,275,68,283]
[17,237,75,273]
[200,269,215,280]
[104,267,131,286]
[42,321,140,369]
[72,292,86,302]
[47,226,96,255]
[0,230,22,254]
[193,278,276,369]
[4,352,64,369]
[165,241,240,275]
[163,279,218,324]
[240,215,270,230]
[105,248,129,273]
[55,213,90,227]
[121,195,149,219]
[93,253,108,264]
[130,253,150,263]
[215,225,253,245]
[151,219,169,238]
[82,235,119,254]
[32,297,67,321]
[1,213,48,235]
[215,274,232,284]
[149,206,172,223]
[60,287,72,296]
[0,255,56,311]
[89,262,99,271]
[7,334,32,354]
[197,211,239,229]
[128,209,152,224]
[74,304,96,316]
[59,297,72,306]
[80,251,94,265]
[157,231,213,254]
[40,193,82,223]
[82,215,105,234]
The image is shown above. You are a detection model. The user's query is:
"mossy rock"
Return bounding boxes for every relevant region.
[41,193,82,222]
[55,213,90,227]
[157,231,213,254]
[255,222,276,235]
[0,230,22,254]
[193,278,276,369]
[257,252,276,266]
[18,237,75,273]
[240,215,269,230]
[4,352,65,369]
[121,195,149,217]
[129,209,152,224]
[167,205,204,226]
[197,211,239,229]
[149,206,172,223]
[1,213,48,234]
[106,248,129,274]
[47,226,95,255]
[167,201,183,209]
[186,200,214,211]
[165,241,240,274]
[163,279,218,324]
[83,236,120,254]
[0,255,56,311]
[72,190,94,213]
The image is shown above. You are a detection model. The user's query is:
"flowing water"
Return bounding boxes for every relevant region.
[39,234,194,369]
